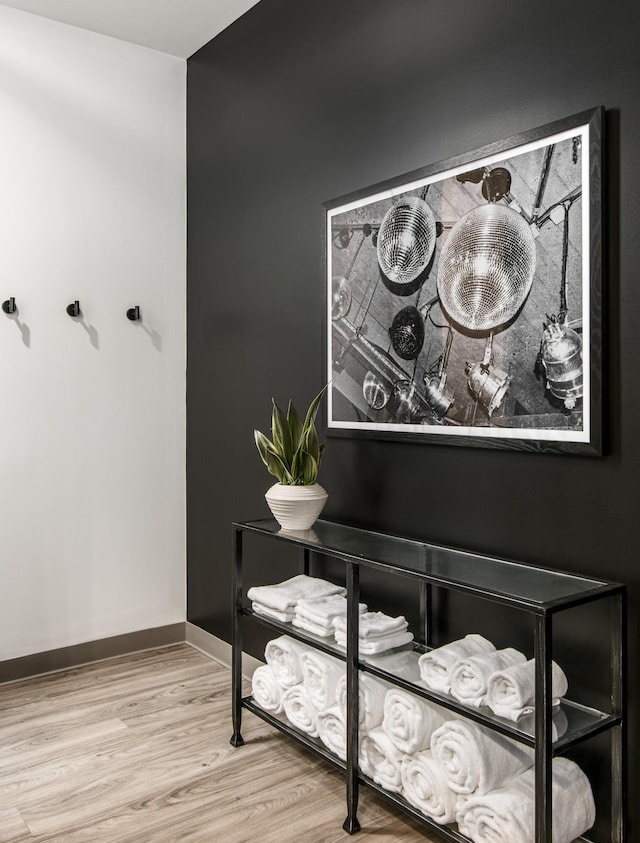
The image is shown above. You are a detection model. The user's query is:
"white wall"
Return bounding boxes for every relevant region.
[0,6,186,660]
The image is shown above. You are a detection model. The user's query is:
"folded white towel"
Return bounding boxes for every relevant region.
[419,635,496,694]
[300,650,345,711]
[264,636,309,688]
[400,749,458,825]
[296,595,367,626]
[252,602,295,624]
[247,574,346,614]
[382,689,447,754]
[251,664,285,714]
[281,685,319,736]
[334,611,408,640]
[430,719,534,795]
[456,757,595,843]
[291,616,336,638]
[293,597,367,638]
[316,705,347,760]
[335,630,414,655]
[486,658,568,721]
[359,726,405,793]
[336,672,394,732]
[450,648,526,708]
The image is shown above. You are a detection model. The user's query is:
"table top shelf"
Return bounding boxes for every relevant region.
[236,518,623,612]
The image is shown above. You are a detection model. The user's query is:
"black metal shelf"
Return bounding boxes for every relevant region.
[244,607,618,751]
[231,518,625,843]
[242,696,346,770]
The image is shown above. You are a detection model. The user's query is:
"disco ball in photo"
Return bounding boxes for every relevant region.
[377,196,437,285]
[437,204,536,332]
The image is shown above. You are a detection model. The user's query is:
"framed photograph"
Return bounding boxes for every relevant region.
[324,107,603,455]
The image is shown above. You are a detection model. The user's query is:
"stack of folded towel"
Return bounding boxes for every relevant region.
[293,595,367,637]
[247,574,346,623]
[333,611,414,654]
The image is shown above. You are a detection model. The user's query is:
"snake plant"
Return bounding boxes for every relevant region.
[254,386,327,486]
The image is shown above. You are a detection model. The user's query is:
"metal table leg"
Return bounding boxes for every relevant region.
[230,526,244,747]
[343,560,361,834]
[610,591,626,843]
[534,612,552,843]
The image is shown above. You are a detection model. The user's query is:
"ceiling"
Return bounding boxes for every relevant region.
[0,0,261,58]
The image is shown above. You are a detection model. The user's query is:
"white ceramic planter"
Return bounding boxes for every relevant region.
[265,483,328,531]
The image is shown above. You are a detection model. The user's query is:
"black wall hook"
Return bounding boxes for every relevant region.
[2,297,17,315]
[66,300,81,317]
[126,305,141,322]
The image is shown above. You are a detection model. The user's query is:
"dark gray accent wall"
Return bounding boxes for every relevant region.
[187,0,639,835]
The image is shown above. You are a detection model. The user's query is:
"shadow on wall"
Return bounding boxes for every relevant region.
[72,316,163,351]
[79,318,99,350]
[3,310,31,347]
[2,307,163,353]
[140,323,162,351]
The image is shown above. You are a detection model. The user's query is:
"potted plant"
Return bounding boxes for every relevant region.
[254,386,328,530]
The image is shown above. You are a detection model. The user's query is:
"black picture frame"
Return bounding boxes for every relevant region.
[323,107,604,455]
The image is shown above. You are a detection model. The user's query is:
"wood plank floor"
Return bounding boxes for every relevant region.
[0,645,441,842]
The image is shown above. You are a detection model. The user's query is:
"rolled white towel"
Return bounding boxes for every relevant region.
[252,602,295,624]
[300,650,345,711]
[336,672,394,732]
[335,630,414,655]
[264,636,309,688]
[430,719,534,796]
[281,685,319,736]
[486,658,568,721]
[456,756,595,843]
[419,634,495,694]
[334,611,408,640]
[400,749,458,825]
[359,726,404,793]
[251,664,285,714]
[247,574,346,614]
[450,648,526,708]
[316,705,347,760]
[382,689,447,754]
